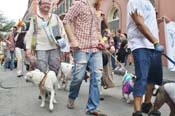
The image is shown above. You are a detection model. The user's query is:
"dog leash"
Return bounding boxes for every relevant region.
[39,71,49,96]
[162,53,175,65]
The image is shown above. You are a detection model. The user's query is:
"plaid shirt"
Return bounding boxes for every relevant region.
[63,0,101,52]
[6,32,15,51]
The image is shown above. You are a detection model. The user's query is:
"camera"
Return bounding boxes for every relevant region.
[55,36,61,40]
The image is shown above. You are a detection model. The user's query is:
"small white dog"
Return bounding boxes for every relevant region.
[25,69,58,112]
[57,62,74,90]
[57,62,90,90]
[122,72,136,104]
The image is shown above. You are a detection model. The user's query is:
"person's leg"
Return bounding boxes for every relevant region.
[128,53,133,65]
[143,50,163,113]
[15,48,23,76]
[141,83,155,114]
[111,53,116,69]
[132,49,151,115]
[133,96,143,112]
[86,51,103,112]
[144,83,154,103]
[2,50,8,70]
[21,49,25,73]
[3,57,8,70]
[10,51,15,70]
[36,50,49,73]
[149,86,166,116]
[67,50,88,108]
[124,54,128,66]
[48,49,60,75]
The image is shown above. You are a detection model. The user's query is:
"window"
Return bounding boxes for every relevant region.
[60,2,65,13]
[108,7,120,32]
[113,9,119,20]
[150,0,156,7]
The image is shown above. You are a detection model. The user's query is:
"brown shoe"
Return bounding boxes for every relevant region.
[86,110,107,116]
[67,98,75,109]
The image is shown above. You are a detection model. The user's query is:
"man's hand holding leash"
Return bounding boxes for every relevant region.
[153,40,164,53]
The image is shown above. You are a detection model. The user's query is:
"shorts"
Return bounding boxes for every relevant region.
[132,48,163,96]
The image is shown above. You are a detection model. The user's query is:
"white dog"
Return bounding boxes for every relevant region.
[122,72,136,103]
[25,69,58,112]
[57,62,90,90]
[57,62,74,90]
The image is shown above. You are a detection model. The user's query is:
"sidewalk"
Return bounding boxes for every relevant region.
[0,66,174,116]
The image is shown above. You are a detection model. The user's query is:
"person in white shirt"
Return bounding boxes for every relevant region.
[25,0,68,74]
[127,0,164,116]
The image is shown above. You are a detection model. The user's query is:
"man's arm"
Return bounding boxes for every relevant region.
[63,23,78,47]
[131,10,164,52]
[25,17,34,57]
[63,1,81,48]
[130,11,158,44]
[4,33,11,44]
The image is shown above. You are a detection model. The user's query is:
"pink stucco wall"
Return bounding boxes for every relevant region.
[100,0,127,33]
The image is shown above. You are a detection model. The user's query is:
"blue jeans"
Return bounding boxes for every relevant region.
[111,53,116,69]
[132,48,163,96]
[68,50,103,112]
[4,50,14,70]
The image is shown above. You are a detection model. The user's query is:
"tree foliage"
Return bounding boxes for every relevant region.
[0,11,16,38]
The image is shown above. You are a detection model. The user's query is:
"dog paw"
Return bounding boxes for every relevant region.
[63,87,67,91]
[62,84,66,89]
[57,84,62,89]
[49,104,54,111]
[126,99,131,104]
[40,103,45,108]
[53,99,58,104]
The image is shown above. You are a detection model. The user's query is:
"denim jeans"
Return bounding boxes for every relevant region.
[36,48,60,74]
[68,50,103,112]
[132,48,163,96]
[4,50,14,70]
[111,53,116,69]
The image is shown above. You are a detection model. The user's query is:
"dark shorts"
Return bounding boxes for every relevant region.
[132,48,163,96]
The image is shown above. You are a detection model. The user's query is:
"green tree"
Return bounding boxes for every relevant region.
[0,11,15,38]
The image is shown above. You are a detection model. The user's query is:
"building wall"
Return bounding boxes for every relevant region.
[100,0,127,33]
[101,0,175,65]
[157,0,175,65]
[24,0,175,66]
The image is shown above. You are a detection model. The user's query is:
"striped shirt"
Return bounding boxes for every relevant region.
[63,0,101,52]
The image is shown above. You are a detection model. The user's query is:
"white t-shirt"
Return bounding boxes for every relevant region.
[127,0,159,51]
[164,83,175,104]
[165,21,175,71]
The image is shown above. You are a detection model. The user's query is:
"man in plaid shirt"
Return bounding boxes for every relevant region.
[63,0,107,115]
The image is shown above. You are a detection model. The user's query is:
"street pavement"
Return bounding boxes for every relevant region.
[0,65,174,116]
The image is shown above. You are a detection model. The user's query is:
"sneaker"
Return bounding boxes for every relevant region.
[86,110,107,116]
[100,96,104,101]
[132,111,143,116]
[38,95,42,100]
[67,98,75,109]
[148,110,161,116]
[17,75,24,78]
[141,102,152,113]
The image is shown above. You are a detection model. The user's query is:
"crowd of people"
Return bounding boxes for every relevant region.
[0,0,174,116]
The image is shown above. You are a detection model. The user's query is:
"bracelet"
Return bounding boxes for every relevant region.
[153,40,159,45]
